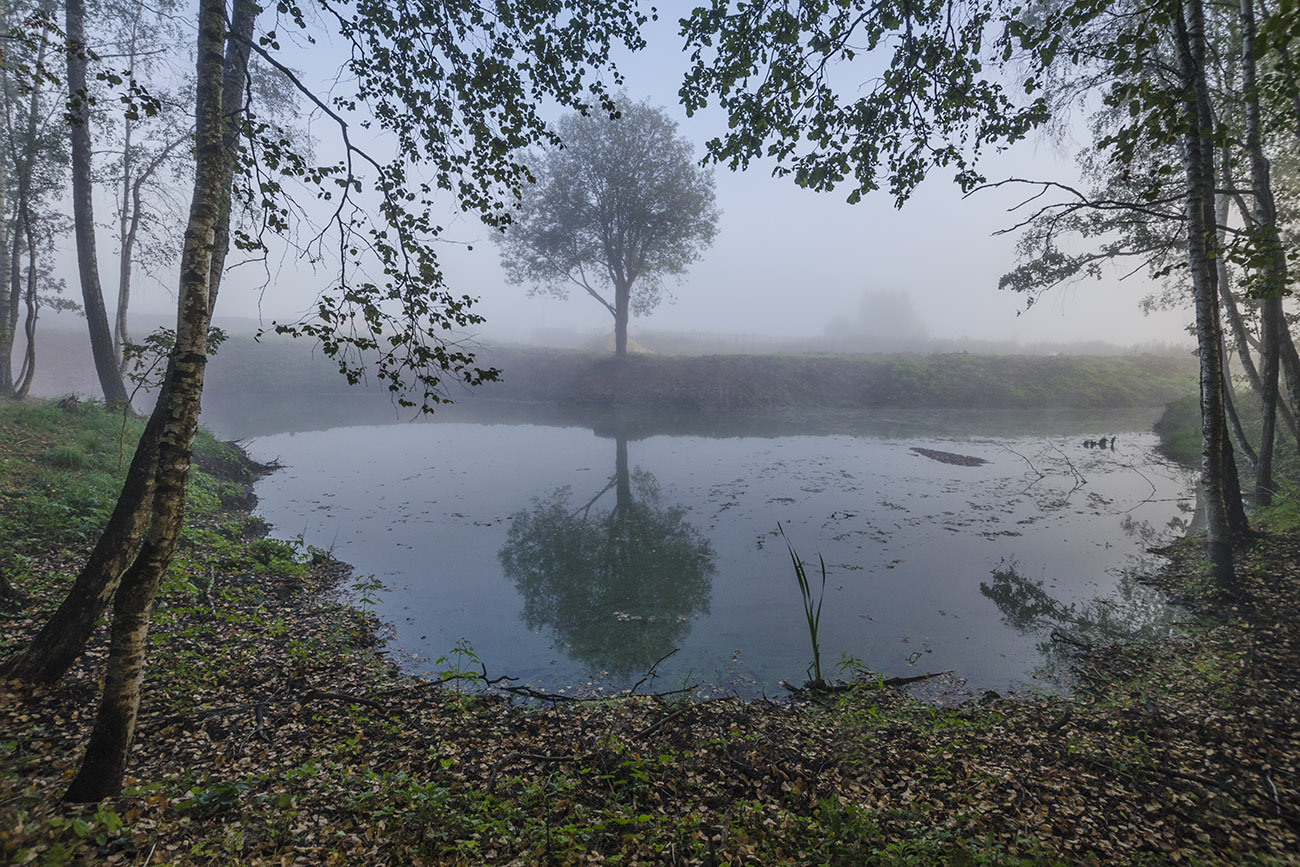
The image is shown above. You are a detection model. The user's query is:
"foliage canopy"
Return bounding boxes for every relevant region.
[496,96,718,355]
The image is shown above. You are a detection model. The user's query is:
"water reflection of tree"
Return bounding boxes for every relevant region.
[498,437,715,680]
[979,560,1188,676]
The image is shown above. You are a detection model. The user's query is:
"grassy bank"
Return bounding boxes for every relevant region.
[202,336,1197,411]
[1153,396,1203,466]
[3,399,1298,864]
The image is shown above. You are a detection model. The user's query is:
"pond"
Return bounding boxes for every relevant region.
[236,403,1196,698]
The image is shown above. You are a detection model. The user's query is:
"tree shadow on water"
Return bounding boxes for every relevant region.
[498,436,716,681]
[979,550,1192,679]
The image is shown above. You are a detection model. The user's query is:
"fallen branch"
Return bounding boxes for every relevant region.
[1003,443,1047,494]
[477,664,520,688]
[856,669,954,687]
[499,684,580,703]
[633,705,692,739]
[1050,443,1087,491]
[780,679,856,702]
[627,648,679,695]
[875,670,954,688]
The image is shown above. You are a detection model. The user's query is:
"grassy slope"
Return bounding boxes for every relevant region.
[2,399,1298,865]
[202,336,1197,410]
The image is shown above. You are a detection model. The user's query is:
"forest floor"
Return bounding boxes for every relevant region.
[2,400,1298,865]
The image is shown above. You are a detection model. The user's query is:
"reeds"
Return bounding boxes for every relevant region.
[779,524,827,686]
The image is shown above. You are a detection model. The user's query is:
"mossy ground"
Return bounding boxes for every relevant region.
[2,398,1297,865]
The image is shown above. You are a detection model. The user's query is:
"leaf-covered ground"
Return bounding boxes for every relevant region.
[2,401,1298,864]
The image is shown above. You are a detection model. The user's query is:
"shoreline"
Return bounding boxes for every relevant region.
[3,399,1297,863]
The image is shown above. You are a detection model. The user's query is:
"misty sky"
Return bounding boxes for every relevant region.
[114,2,1193,350]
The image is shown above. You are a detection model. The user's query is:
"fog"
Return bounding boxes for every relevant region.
[56,1,1193,356]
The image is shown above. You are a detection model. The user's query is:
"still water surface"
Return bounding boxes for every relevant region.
[243,406,1195,698]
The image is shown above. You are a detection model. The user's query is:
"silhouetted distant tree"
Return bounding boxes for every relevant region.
[496,97,719,356]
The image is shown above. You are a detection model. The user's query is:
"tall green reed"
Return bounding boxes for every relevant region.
[779,524,827,686]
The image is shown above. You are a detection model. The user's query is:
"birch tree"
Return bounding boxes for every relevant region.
[10,0,651,801]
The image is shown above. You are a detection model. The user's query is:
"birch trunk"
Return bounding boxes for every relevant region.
[65,0,235,801]
[207,0,258,312]
[1175,0,1239,587]
[0,5,13,395]
[1254,25,1300,452]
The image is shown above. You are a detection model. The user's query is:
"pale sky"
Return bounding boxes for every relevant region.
[115,1,1193,350]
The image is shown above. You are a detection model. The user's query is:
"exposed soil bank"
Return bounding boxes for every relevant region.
[2,399,1297,864]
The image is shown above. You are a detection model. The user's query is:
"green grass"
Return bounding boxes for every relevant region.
[202,335,1198,412]
[0,399,264,597]
[1151,396,1201,465]
[1154,391,1300,526]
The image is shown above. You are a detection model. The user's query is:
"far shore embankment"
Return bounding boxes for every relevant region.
[200,338,1196,413]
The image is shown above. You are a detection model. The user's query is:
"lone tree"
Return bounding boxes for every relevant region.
[497,97,719,356]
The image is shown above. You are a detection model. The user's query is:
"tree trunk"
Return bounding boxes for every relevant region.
[1225,176,1300,451]
[116,139,188,372]
[614,280,630,357]
[1256,298,1280,505]
[114,118,135,370]
[0,100,10,397]
[65,0,233,802]
[67,0,131,407]
[207,0,258,312]
[1240,0,1288,504]
[1257,31,1300,457]
[1175,0,1239,587]
[6,214,25,397]
[1215,180,1275,416]
[1221,405,1249,535]
[0,2,15,398]
[615,435,630,507]
[1222,344,1258,470]
[1281,336,1300,453]
[15,214,38,398]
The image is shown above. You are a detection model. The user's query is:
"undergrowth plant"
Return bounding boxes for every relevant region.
[779,524,827,686]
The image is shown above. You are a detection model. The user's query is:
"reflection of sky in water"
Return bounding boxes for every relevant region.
[247,414,1194,697]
